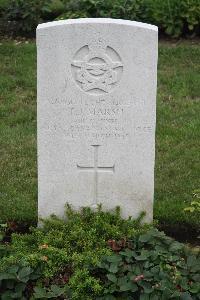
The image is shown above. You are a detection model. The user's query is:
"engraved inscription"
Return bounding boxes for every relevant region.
[77,145,115,206]
[71,40,123,95]
[45,93,152,142]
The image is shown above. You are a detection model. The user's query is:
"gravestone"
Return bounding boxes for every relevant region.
[37,18,158,222]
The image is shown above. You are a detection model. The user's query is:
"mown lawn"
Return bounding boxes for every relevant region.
[0,40,199,238]
[155,41,200,239]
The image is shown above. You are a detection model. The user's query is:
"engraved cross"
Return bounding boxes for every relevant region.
[77,145,115,206]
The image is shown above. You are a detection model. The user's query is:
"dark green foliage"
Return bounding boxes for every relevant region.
[63,0,200,37]
[0,224,7,243]
[59,0,147,20]
[0,206,149,299]
[96,228,200,299]
[0,0,9,11]
[145,0,200,37]
[0,0,67,36]
[41,0,68,20]
[1,0,200,37]
[1,0,49,36]
[0,209,199,299]
[0,262,43,300]
[33,284,71,299]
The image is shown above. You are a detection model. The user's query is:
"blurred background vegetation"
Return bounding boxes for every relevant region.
[0,0,200,38]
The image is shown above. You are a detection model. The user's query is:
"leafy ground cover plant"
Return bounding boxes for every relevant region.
[0,207,200,299]
[96,229,200,299]
[0,206,149,299]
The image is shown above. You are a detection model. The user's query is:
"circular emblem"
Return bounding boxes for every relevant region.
[71,40,123,95]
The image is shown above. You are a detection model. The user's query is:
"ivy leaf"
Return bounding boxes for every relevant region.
[189,282,200,294]
[139,233,152,243]
[131,282,138,292]
[191,274,200,282]
[119,281,136,292]
[51,284,65,296]
[107,283,117,294]
[133,264,143,275]
[106,255,122,263]
[171,290,181,297]
[135,255,148,261]
[118,276,127,286]
[15,282,26,294]
[119,249,135,258]
[34,286,47,298]
[2,290,16,300]
[18,267,32,282]
[169,242,183,252]
[0,272,16,280]
[139,281,153,293]
[180,292,193,300]
[46,291,55,298]
[107,274,117,283]
[8,265,19,274]
[109,263,119,273]
[187,255,196,267]
[161,288,172,299]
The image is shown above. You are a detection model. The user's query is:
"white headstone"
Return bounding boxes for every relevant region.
[37,18,158,222]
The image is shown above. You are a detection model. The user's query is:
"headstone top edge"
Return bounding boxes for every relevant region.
[36,18,158,32]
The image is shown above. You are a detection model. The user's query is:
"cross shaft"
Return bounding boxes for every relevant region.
[77,145,114,206]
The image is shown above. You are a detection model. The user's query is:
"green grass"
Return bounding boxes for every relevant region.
[0,40,199,234]
[155,42,200,235]
[0,41,37,224]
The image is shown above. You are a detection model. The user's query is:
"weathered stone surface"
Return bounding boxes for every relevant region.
[37,18,158,221]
